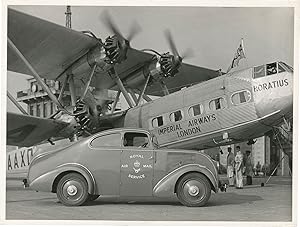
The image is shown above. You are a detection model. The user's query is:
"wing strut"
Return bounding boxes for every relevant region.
[7,91,28,115]
[160,81,170,96]
[108,68,134,108]
[68,74,77,106]
[111,90,121,113]
[128,88,138,105]
[136,75,151,106]
[58,75,69,105]
[80,64,97,101]
[7,37,64,110]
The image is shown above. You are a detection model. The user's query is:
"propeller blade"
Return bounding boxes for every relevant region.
[127,20,142,42]
[181,48,194,60]
[164,29,180,58]
[101,10,125,40]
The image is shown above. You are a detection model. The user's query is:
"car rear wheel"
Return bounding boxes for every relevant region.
[176,172,211,207]
[56,173,89,206]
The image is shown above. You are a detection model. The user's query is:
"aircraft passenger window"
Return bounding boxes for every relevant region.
[253,65,266,78]
[188,104,204,117]
[231,90,251,105]
[266,62,277,76]
[170,110,183,122]
[209,97,226,111]
[123,132,149,148]
[91,133,121,148]
[152,116,164,128]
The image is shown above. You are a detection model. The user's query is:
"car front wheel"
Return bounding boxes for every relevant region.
[56,173,89,206]
[176,172,211,207]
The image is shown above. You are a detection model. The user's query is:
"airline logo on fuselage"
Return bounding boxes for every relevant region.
[157,113,216,138]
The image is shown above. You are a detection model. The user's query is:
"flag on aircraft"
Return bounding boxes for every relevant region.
[227,39,246,73]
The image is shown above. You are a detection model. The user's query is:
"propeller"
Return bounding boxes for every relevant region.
[101,10,141,44]
[101,10,141,64]
[164,29,194,62]
[156,30,194,78]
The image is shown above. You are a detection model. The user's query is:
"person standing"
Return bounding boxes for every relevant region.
[235,146,244,189]
[226,147,235,187]
[245,150,254,185]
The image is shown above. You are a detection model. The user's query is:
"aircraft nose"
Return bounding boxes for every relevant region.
[252,71,293,118]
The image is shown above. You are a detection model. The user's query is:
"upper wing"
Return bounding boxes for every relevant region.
[7,8,98,79]
[7,112,69,147]
[7,8,220,97]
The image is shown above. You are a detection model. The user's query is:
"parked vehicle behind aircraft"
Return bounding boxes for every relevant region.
[26,128,223,207]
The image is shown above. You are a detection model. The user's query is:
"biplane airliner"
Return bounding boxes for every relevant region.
[7,8,293,162]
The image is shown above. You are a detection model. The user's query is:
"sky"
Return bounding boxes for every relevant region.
[6,5,294,112]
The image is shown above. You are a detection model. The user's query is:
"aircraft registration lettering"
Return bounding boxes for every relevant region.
[7,147,35,170]
[253,79,288,92]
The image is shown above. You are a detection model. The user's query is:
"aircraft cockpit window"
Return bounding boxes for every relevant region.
[152,116,164,128]
[278,63,285,73]
[90,133,121,148]
[209,97,226,111]
[253,65,266,78]
[280,62,293,72]
[266,62,277,75]
[169,110,183,122]
[123,132,149,148]
[188,104,204,117]
[231,90,251,105]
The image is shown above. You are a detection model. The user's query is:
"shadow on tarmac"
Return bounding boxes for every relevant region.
[207,192,263,207]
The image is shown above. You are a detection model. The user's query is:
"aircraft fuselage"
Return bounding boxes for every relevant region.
[123,61,293,150]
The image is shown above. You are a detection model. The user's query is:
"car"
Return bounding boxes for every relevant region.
[27,128,224,207]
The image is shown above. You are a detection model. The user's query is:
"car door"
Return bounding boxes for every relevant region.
[120,132,154,197]
[88,133,121,196]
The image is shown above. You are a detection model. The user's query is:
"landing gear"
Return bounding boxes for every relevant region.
[176,173,211,207]
[56,173,89,206]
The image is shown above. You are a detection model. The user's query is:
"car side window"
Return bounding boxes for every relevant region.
[90,133,121,148]
[123,132,150,148]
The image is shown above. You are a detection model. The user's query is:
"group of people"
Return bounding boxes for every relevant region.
[226,145,254,189]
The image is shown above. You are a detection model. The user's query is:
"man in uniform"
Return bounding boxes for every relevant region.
[226,147,235,187]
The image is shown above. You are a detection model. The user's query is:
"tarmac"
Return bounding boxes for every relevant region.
[5,175,293,222]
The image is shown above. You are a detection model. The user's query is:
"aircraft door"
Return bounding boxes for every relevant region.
[120,132,154,197]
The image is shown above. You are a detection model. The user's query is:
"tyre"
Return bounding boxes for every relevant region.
[88,194,100,201]
[56,173,89,206]
[176,172,211,207]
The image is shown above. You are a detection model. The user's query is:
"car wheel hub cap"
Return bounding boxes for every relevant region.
[188,185,199,196]
[66,185,78,196]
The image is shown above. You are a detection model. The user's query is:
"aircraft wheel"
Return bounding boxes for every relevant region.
[56,173,89,206]
[176,172,211,207]
[88,194,100,201]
